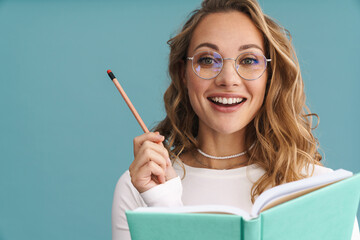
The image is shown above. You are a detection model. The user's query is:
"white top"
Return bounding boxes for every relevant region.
[112,161,360,240]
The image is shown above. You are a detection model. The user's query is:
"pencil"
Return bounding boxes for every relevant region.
[107,69,149,133]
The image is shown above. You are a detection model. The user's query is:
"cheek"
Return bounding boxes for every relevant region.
[185,69,207,99]
[187,81,205,111]
[248,74,267,105]
[185,71,213,116]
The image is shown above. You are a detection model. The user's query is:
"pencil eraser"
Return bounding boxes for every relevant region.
[107,70,116,80]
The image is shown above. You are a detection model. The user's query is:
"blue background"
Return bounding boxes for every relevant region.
[0,0,359,239]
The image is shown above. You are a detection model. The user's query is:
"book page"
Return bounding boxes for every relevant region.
[250,169,353,218]
[259,182,334,212]
[133,204,252,220]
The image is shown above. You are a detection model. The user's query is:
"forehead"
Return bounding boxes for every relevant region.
[188,11,265,54]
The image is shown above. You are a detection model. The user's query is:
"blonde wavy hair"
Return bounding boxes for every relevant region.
[153,0,322,203]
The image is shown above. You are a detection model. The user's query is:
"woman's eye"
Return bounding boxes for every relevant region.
[241,58,258,65]
[198,57,215,65]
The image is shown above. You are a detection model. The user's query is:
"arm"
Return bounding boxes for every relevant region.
[111,170,183,240]
[112,132,180,240]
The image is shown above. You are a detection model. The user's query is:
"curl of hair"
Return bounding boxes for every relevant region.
[153,0,322,203]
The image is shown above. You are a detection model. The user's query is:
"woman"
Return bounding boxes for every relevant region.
[112,0,360,239]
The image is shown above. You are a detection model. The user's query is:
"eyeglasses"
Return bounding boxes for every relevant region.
[186,50,271,80]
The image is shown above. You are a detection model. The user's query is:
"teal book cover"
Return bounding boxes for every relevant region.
[126,173,360,240]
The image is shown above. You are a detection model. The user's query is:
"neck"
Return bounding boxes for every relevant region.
[195,125,249,169]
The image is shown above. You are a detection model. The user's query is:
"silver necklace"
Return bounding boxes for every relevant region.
[197,143,255,160]
[191,151,248,170]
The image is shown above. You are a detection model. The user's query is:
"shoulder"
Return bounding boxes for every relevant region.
[114,170,132,193]
[112,170,146,211]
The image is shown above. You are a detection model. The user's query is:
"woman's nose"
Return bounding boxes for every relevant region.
[214,60,243,87]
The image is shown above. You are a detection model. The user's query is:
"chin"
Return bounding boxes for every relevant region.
[212,124,247,136]
[198,116,250,136]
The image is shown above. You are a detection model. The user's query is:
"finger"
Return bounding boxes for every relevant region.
[137,160,166,184]
[149,161,166,184]
[133,132,165,155]
[141,140,169,163]
[132,147,168,172]
[132,140,169,170]
[166,157,172,167]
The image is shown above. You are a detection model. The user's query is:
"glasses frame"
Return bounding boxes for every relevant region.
[186,51,271,81]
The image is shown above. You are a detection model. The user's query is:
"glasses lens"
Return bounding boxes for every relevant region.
[236,52,267,80]
[192,51,222,79]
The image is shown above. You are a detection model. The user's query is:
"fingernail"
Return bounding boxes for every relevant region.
[167,158,172,165]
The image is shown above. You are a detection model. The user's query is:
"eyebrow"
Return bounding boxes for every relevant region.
[193,42,264,52]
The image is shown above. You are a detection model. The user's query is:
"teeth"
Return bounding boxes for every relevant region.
[211,97,244,104]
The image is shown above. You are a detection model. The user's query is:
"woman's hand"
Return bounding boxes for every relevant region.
[129,132,178,193]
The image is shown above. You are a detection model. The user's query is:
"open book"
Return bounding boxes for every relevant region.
[131,169,352,220]
[126,169,360,240]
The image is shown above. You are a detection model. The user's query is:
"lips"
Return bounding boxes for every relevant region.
[208,96,246,106]
[206,95,247,113]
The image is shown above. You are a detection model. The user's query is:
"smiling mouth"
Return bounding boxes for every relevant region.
[208,97,246,106]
